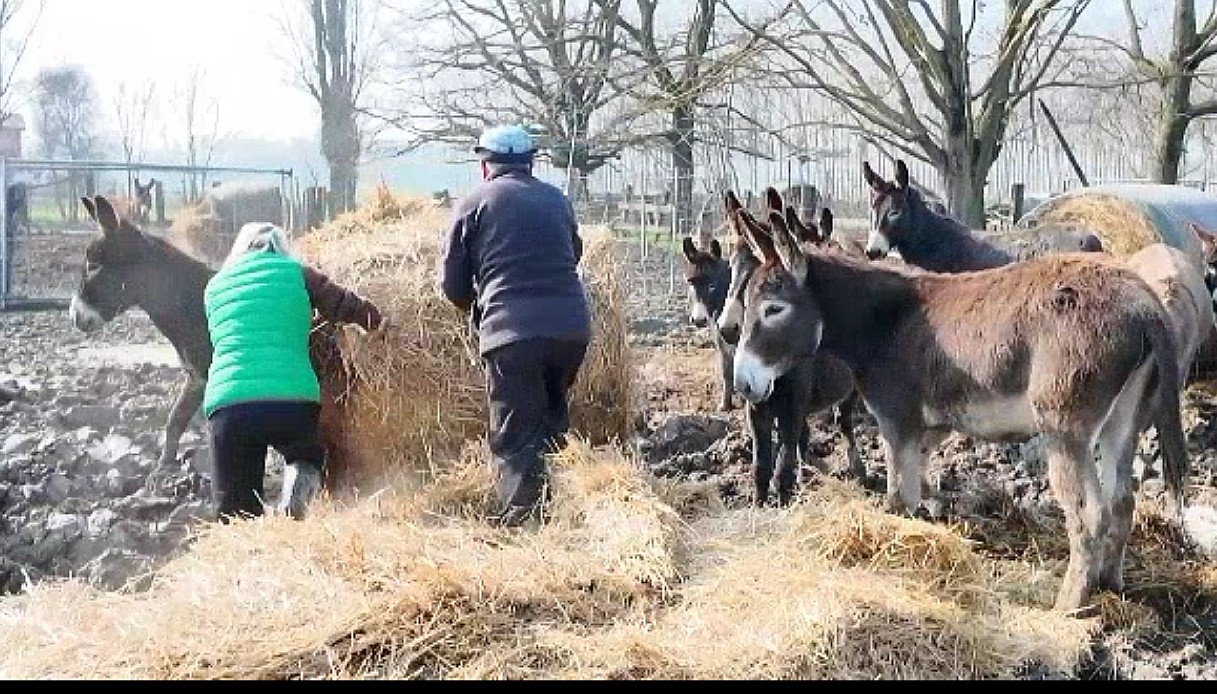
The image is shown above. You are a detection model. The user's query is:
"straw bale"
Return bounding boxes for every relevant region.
[296,184,637,492]
[166,202,230,267]
[1025,193,1159,259]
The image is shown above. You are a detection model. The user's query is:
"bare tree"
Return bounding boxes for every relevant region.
[33,64,99,221]
[172,66,222,201]
[384,0,633,200]
[1120,0,1217,183]
[281,0,382,215]
[113,80,156,174]
[601,0,767,245]
[730,0,1091,227]
[0,0,46,122]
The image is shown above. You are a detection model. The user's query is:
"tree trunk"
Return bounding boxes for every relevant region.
[671,105,698,245]
[941,103,985,229]
[1153,76,1193,184]
[321,105,360,216]
[327,159,358,216]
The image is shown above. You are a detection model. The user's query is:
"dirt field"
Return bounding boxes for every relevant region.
[2,230,1217,679]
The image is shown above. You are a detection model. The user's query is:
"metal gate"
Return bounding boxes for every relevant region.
[0,158,295,310]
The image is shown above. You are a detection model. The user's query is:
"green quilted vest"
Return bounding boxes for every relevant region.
[203,251,318,417]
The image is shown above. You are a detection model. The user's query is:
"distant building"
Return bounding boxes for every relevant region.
[0,114,23,158]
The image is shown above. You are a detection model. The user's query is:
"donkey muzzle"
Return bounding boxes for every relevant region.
[68,294,105,333]
[733,348,777,404]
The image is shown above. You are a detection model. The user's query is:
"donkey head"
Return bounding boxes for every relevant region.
[727,203,824,404]
[70,195,155,332]
[718,188,835,347]
[863,159,930,261]
[133,177,155,222]
[682,235,728,328]
[1191,222,1217,302]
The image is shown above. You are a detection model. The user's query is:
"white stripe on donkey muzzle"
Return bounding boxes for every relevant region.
[865,228,891,259]
[717,297,743,340]
[69,294,105,332]
[733,345,777,404]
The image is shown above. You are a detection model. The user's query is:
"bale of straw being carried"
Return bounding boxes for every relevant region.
[297,184,637,492]
[1015,183,1217,261]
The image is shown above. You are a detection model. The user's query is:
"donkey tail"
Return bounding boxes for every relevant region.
[1146,312,1189,522]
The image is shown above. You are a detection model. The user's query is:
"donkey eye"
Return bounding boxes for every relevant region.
[763,304,786,319]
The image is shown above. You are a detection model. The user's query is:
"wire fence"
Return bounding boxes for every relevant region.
[0,158,296,310]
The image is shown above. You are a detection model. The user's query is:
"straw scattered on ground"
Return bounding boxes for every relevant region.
[0,444,1122,681]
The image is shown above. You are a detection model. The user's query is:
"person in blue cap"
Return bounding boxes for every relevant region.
[439,124,592,527]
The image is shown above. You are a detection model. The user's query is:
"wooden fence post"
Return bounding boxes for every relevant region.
[153,179,166,224]
[1011,183,1026,227]
[303,186,328,230]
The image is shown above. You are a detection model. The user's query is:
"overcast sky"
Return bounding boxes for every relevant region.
[17,0,320,141]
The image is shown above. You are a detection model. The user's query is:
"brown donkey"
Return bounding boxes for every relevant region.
[71,195,215,477]
[728,206,1189,613]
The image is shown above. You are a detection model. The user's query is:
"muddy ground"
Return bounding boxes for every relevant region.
[1,231,1217,679]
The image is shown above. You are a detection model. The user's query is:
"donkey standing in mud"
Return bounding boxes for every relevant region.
[862,160,1104,272]
[685,189,862,506]
[71,195,215,478]
[727,204,1190,612]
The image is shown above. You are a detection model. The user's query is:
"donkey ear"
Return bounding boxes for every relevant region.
[709,239,723,259]
[92,195,122,234]
[785,205,819,246]
[681,236,699,262]
[819,208,835,241]
[735,208,779,267]
[724,190,743,214]
[80,196,97,222]
[895,160,910,190]
[1194,222,1217,262]
[863,161,884,191]
[764,186,784,213]
[766,210,809,283]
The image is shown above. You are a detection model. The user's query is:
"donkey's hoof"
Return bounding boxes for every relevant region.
[277,463,323,520]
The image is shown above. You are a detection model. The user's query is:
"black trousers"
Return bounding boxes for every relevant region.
[483,337,589,509]
[207,401,325,521]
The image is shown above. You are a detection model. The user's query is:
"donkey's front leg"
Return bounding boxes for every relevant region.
[155,374,205,480]
[747,403,775,507]
[715,336,736,412]
[877,422,931,516]
[836,391,865,482]
[775,400,813,506]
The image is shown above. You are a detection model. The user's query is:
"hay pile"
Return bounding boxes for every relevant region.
[0,442,1132,680]
[1017,184,1214,260]
[166,202,229,267]
[297,184,637,491]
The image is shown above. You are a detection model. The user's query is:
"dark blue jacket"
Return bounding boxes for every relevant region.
[440,167,592,354]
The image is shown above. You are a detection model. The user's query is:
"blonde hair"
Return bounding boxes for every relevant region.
[223,223,296,267]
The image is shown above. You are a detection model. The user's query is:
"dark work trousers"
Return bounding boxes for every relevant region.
[483,337,589,510]
[207,401,325,522]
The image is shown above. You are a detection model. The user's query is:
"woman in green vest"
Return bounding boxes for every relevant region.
[204,222,385,522]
